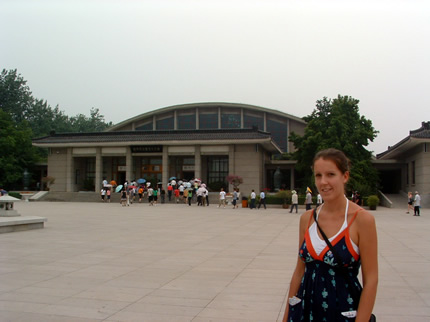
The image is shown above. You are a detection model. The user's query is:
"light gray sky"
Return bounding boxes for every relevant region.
[2,0,429,155]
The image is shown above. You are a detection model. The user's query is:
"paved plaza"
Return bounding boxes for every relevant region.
[0,201,429,321]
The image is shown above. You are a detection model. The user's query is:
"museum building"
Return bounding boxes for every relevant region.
[32,102,306,194]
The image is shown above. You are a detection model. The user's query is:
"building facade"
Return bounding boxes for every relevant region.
[32,103,306,195]
[376,121,430,207]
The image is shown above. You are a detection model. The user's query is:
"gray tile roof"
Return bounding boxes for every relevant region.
[410,121,430,138]
[32,128,274,145]
[377,121,430,159]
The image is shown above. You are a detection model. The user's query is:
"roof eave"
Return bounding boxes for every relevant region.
[33,137,281,152]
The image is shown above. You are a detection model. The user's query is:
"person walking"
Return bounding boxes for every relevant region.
[317,193,322,208]
[106,188,111,203]
[407,191,414,214]
[290,190,298,213]
[205,185,210,206]
[138,186,144,203]
[414,191,421,216]
[250,190,256,209]
[258,190,266,209]
[147,186,154,206]
[187,187,193,206]
[283,148,378,322]
[167,183,173,202]
[120,190,127,207]
[305,187,312,211]
[218,188,226,208]
[232,188,238,209]
[100,188,106,202]
[153,188,158,206]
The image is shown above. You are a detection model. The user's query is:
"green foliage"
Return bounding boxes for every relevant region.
[0,69,112,138]
[8,192,21,199]
[0,110,39,189]
[289,95,379,195]
[366,195,380,209]
[0,69,33,123]
[0,69,113,189]
[275,190,292,204]
[265,195,285,205]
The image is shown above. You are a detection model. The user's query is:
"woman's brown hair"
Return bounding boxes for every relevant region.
[312,148,351,174]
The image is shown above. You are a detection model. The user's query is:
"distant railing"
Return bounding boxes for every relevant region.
[378,190,392,208]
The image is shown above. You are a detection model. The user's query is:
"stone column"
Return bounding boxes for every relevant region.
[228,145,235,192]
[126,147,133,183]
[162,146,169,187]
[195,145,201,179]
[66,148,74,192]
[290,168,295,190]
[95,148,102,192]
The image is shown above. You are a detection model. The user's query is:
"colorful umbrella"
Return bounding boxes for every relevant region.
[137,178,146,184]
[110,180,117,186]
[115,185,123,193]
[169,176,177,181]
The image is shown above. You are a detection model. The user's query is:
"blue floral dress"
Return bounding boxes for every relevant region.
[288,210,362,321]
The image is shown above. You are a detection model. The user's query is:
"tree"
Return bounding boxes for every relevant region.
[0,69,113,189]
[226,174,243,189]
[289,95,379,195]
[0,69,33,123]
[27,99,74,137]
[0,110,38,189]
[69,108,113,133]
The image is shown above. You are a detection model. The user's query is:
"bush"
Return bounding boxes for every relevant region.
[8,191,21,199]
[366,195,380,210]
[265,195,284,205]
[273,190,292,205]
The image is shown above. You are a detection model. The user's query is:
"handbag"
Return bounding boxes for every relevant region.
[313,209,376,322]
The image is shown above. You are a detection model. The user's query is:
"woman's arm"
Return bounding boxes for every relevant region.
[355,211,378,322]
[282,211,310,322]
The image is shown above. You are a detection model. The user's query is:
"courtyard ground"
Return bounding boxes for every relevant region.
[0,201,428,321]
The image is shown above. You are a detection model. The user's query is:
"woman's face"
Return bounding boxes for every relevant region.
[314,158,349,202]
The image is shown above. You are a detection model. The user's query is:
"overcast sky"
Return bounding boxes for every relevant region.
[2,0,429,155]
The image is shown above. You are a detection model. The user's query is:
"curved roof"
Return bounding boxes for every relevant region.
[107,102,306,132]
[377,121,430,159]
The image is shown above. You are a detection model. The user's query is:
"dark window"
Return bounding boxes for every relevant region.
[221,113,241,129]
[412,161,415,185]
[199,113,218,129]
[207,156,228,185]
[244,114,264,130]
[267,119,288,152]
[156,117,174,130]
[136,122,153,131]
[178,114,196,129]
[406,163,409,185]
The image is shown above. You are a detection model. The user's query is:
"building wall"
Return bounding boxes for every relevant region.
[47,149,68,192]
[404,143,430,207]
[288,119,306,152]
[232,144,263,197]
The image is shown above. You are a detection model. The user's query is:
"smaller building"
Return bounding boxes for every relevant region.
[376,121,430,207]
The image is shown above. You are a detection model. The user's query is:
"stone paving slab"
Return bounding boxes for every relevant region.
[0,202,428,321]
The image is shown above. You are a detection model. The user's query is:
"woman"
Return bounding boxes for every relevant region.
[407,191,413,214]
[283,148,378,322]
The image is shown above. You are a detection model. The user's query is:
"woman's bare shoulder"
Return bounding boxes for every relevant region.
[300,210,313,225]
[350,203,375,226]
